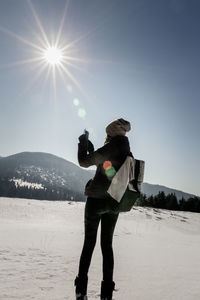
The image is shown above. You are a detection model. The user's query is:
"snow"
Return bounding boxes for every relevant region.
[10,178,45,190]
[0,197,200,300]
[14,165,68,187]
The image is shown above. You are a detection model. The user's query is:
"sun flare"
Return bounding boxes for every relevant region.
[0,0,92,104]
[43,47,62,65]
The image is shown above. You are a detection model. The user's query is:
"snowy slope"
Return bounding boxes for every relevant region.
[0,197,200,300]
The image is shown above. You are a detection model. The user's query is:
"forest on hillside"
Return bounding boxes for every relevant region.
[137,191,200,213]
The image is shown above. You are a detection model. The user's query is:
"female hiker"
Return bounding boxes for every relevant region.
[74,118,132,300]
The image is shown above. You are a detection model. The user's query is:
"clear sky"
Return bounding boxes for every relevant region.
[0,0,199,196]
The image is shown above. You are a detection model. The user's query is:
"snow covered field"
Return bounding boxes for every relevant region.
[0,197,200,300]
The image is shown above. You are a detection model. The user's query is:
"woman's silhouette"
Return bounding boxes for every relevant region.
[74,118,131,300]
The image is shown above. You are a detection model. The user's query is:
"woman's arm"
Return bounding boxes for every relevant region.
[78,135,110,168]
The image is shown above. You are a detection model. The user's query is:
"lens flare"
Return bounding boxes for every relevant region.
[73,98,80,106]
[78,108,86,119]
[103,161,112,170]
[105,167,116,178]
[103,161,116,178]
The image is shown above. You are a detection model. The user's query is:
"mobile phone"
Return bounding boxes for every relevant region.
[84,129,89,140]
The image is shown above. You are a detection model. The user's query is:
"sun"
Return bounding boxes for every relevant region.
[0,0,91,101]
[43,47,63,65]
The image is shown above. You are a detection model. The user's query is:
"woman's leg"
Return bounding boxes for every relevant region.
[100,212,119,282]
[78,198,101,278]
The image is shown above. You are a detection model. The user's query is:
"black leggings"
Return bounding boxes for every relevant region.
[78,197,119,282]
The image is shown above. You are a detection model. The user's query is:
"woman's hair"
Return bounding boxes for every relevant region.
[104,135,111,145]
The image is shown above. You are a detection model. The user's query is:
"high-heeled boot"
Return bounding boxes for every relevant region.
[74,275,88,300]
[100,280,115,300]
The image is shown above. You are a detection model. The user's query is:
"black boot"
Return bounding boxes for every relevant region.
[100,280,115,300]
[74,275,88,300]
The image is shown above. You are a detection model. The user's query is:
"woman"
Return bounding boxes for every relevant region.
[74,118,131,300]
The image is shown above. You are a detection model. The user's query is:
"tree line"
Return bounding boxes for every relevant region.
[137,191,200,213]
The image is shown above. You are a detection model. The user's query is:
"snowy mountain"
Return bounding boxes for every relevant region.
[0,152,92,201]
[0,151,91,188]
[0,151,197,200]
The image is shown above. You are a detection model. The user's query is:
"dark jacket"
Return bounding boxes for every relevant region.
[78,135,131,199]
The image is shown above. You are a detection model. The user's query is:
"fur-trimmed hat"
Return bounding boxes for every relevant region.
[106,118,131,137]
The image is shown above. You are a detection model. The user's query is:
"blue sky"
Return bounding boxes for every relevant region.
[0,0,199,196]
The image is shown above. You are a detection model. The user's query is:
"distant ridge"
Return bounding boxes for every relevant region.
[0,151,198,201]
[142,182,197,201]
